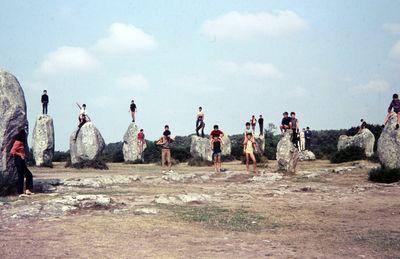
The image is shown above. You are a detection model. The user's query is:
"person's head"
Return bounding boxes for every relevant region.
[302,128,305,131]
[212,135,218,140]
[15,129,26,142]
[246,133,253,140]
[252,115,255,118]
[393,94,398,100]
[283,112,288,117]
[259,115,263,118]
[290,112,296,118]
[140,129,143,132]
[306,127,310,130]
[360,119,364,122]
[164,125,169,130]
[82,104,86,108]
[213,125,219,130]
[131,99,134,103]
[245,122,251,129]
[43,90,47,94]
[199,106,202,111]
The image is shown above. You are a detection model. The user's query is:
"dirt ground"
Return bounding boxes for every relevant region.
[0,160,399,258]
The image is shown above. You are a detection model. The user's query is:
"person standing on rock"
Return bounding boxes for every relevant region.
[305,127,312,150]
[300,128,306,151]
[384,93,400,129]
[130,100,137,123]
[156,125,174,173]
[258,115,264,136]
[280,112,291,133]
[250,115,257,132]
[137,129,145,161]
[10,130,34,196]
[210,134,223,173]
[74,103,91,141]
[196,107,205,138]
[243,133,258,175]
[41,90,49,115]
[290,112,300,148]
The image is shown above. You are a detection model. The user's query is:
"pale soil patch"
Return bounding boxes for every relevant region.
[0,160,399,258]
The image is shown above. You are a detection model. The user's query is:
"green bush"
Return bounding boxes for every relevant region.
[65,159,109,170]
[53,151,70,162]
[330,146,366,163]
[369,167,400,183]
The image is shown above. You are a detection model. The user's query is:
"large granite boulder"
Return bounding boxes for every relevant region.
[0,69,28,195]
[32,115,54,166]
[276,132,299,173]
[299,150,316,161]
[338,128,375,157]
[69,122,105,165]
[378,113,400,169]
[190,135,231,162]
[122,122,146,162]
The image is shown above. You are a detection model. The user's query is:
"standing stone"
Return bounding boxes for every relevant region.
[69,122,105,165]
[338,128,375,157]
[190,135,231,162]
[32,115,54,166]
[0,69,28,195]
[254,135,265,154]
[123,122,146,162]
[276,132,299,173]
[378,113,400,169]
[299,150,316,161]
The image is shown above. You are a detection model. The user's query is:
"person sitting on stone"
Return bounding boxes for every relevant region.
[384,93,400,129]
[156,125,174,173]
[130,100,137,123]
[210,134,223,173]
[250,115,257,132]
[243,132,258,175]
[41,90,49,115]
[280,112,291,133]
[196,106,205,138]
[289,112,300,148]
[358,119,367,134]
[74,103,91,141]
[10,130,34,196]
[137,129,145,162]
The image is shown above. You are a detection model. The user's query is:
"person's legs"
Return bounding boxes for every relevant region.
[213,153,218,172]
[250,153,257,174]
[201,123,205,138]
[166,149,172,171]
[131,111,135,122]
[44,103,48,114]
[397,112,400,129]
[161,149,166,171]
[74,121,86,141]
[15,156,25,194]
[21,160,33,192]
[245,153,250,173]
[217,155,221,172]
[259,124,263,135]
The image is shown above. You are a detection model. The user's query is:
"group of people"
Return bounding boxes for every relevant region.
[280,112,312,151]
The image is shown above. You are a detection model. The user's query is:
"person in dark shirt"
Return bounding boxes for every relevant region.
[41,90,49,115]
[258,115,264,136]
[196,106,205,138]
[130,100,137,122]
[210,135,223,173]
[280,112,291,133]
[305,127,312,150]
[384,93,400,129]
[210,125,224,139]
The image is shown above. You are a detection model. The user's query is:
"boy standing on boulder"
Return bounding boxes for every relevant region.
[384,94,400,129]
[210,135,223,173]
[258,115,264,136]
[41,90,49,115]
[290,112,300,148]
[156,125,174,173]
[130,100,137,123]
[196,107,205,138]
[250,115,257,132]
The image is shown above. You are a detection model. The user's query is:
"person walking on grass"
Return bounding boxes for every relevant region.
[196,106,205,138]
[156,125,174,173]
[74,103,90,141]
[258,115,264,136]
[210,134,223,173]
[250,115,257,132]
[137,129,145,162]
[10,130,34,197]
[243,133,258,175]
[384,93,400,129]
[130,100,137,123]
[41,90,49,115]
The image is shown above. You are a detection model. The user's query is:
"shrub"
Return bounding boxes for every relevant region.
[369,167,400,183]
[143,141,161,163]
[100,142,124,163]
[53,151,70,162]
[171,147,191,162]
[65,159,109,170]
[330,146,366,163]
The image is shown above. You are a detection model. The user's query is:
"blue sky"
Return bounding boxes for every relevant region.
[1,0,399,151]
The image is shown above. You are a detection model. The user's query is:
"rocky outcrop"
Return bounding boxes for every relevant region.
[190,135,231,161]
[69,122,105,165]
[0,69,28,195]
[338,128,375,157]
[299,150,316,161]
[276,132,299,173]
[254,135,265,154]
[378,113,400,169]
[32,115,54,167]
[122,123,146,162]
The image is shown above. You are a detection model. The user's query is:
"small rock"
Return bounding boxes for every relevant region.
[134,208,158,215]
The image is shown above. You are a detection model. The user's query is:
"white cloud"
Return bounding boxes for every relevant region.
[94,22,157,56]
[39,46,99,75]
[201,10,308,41]
[116,73,149,91]
[218,61,282,79]
[389,40,400,59]
[351,80,390,93]
[382,23,400,34]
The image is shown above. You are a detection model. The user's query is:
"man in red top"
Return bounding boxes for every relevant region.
[10,130,34,196]
[137,129,145,161]
[210,125,224,139]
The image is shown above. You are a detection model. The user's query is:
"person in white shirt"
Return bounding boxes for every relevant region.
[74,103,91,141]
[299,128,306,151]
[196,106,205,138]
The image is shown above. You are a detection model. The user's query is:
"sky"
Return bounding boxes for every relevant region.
[1,0,399,151]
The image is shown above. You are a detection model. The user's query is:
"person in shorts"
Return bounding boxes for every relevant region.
[243,133,258,174]
[210,135,223,173]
